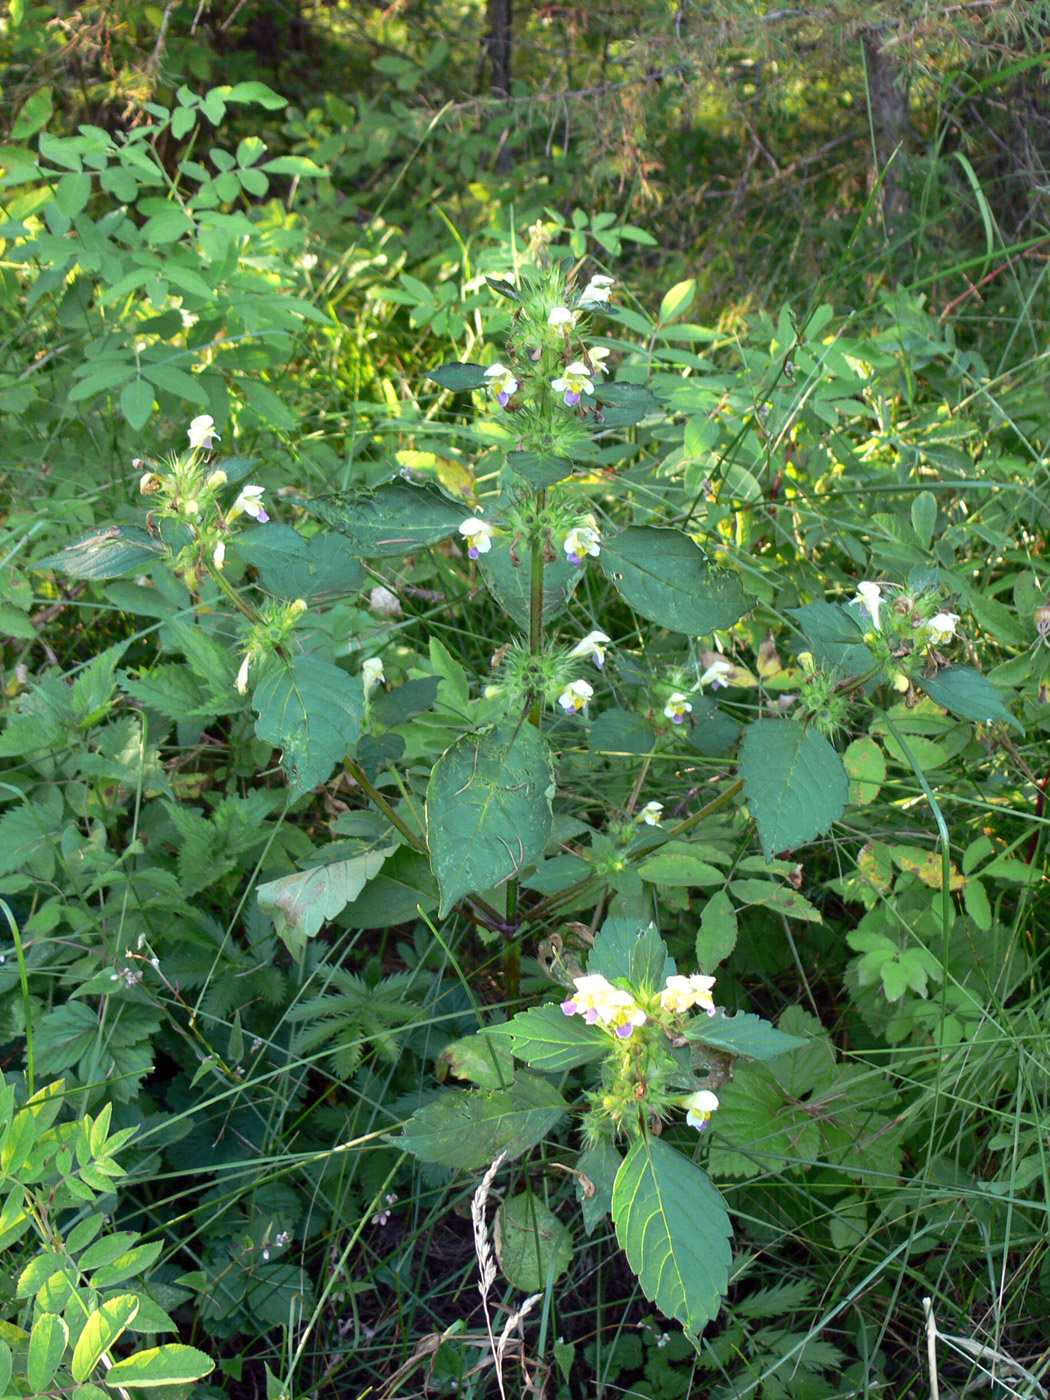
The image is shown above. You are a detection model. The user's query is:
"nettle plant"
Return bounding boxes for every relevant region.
[35,257,1026,1341]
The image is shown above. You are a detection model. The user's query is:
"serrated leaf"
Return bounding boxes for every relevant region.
[296,483,464,557]
[71,1295,139,1383]
[236,524,365,601]
[600,527,751,635]
[426,721,554,916]
[684,1010,807,1060]
[612,1136,732,1334]
[35,528,166,580]
[252,654,363,792]
[426,362,488,390]
[576,1140,622,1234]
[788,602,871,679]
[918,666,1022,732]
[478,533,582,630]
[257,846,395,960]
[485,1004,609,1071]
[105,1343,215,1386]
[589,917,673,991]
[436,1032,515,1088]
[593,380,661,427]
[398,1073,567,1168]
[496,1194,573,1291]
[740,719,849,860]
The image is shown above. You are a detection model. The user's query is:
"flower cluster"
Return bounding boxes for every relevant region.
[561,974,647,1039]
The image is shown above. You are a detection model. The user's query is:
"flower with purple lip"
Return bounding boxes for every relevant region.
[563,523,601,566]
[558,679,593,715]
[484,363,519,407]
[551,362,594,407]
[700,659,733,690]
[560,973,647,1039]
[230,485,269,523]
[458,517,494,560]
[682,1089,719,1132]
[663,692,693,724]
[569,630,611,670]
[187,414,220,451]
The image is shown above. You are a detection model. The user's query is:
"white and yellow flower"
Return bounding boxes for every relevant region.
[660,973,717,1017]
[547,306,576,334]
[570,630,611,670]
[853,581,883,632]
[362,657,385,696]
[663,692,693,724]
[560,973,647,1039]
[458,517,494,559]
[700,659,734,690]
[484,362,519,407]
[229,484,269,523]
[552,362,594,407]
[927,611,960,645]
[187,414,220,451]
[638,801,664,826]
[558,679,593,715]
[587,345,611,375]
[235,652,252,695]
[682,1089,719,1132]
[563,522,601,565]
[577,274,615,309]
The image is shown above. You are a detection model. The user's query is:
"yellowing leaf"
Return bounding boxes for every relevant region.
[857,842,893,893]
[890,847,966,891]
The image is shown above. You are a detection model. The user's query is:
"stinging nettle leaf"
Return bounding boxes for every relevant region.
[613,1136,732,1335]
[253,654,363,793]
[34,528,167,581]
[601,527,751,636]
[485,1004,610,1072]
[740,719,849,860]
[427,721,554,916]
[398,1072,567,1169]
[684,1010,808,1061]
[296,483,465,557]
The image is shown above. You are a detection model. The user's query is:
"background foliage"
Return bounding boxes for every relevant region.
[2,1,1050,1397]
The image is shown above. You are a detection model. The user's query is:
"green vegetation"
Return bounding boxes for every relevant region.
[1,4,1049,1398]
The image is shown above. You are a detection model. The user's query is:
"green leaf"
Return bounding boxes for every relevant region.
[259,155,326,176]
[436,1032,515,1089]
[0,1338,10,1394]
[576,1140,621,1234]
[222,80,288,109]
[696,890,737,971]
[120,379,154,431]
[478,533,582,630]
[600,527,751,635]
[593,380,661,427]
[71,1295,139,1383]
[728,878,822,921]
[485,1004,609,1071]
[257,846,396,961]
[12,86,53,139]
[236,524,366,601]
[496,1194,573,1291]
[638,842,724,887]
[917,667,1022,732]
[659,279,698,323]
[28,1312,68,1392]
[740,719,849,860]
[505,448,573,490]
[253,654,363,792]
[398,1073,567,1169]
[684,1010,808,1061]
[588,708,655,756]
[612,1136,732,1335]
[104,1343,215,1387]
[35,528,167,580]
[297,483,464,557]
[788,602,871,679]
[426,721,554,916]
[426,362,488,391]
[589,917,673,991]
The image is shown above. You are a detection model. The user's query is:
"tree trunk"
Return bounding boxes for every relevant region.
[864,30,910,236]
